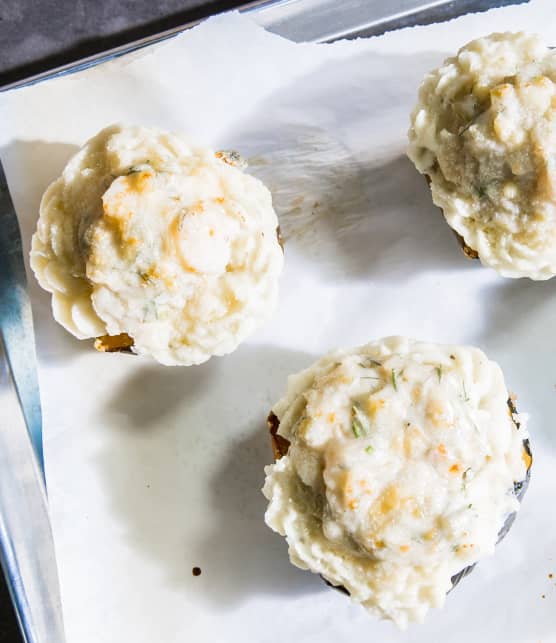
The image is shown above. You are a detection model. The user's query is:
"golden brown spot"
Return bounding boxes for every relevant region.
[491,83,512,98]
[190,200,205,214]
[379,485,400,514]
[214,197,225,204]
[399,545,410,553]
[358,480,372,495]
[411,385,422,404]
[342,471,354,498]
[128,170,154,193]
[348,499,359,510]
[209,228,215,237]
[426,399,451,428]
[424,529,437,541]
[327,412,335,424]
[531,75,551,88]
[366,398,385,417]
[437,443,447,456]
[374,540,385,549]
[168,216,198,274]
[449,463,462,474]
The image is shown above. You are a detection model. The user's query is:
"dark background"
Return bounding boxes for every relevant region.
[0,6,249,643]
[0,0,246,87]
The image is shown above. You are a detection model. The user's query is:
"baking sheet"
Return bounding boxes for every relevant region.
[1,1,556,641]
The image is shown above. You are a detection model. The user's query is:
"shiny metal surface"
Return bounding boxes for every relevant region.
[0,0,523,92]
[0,164,44,475]
[0,162,66,642]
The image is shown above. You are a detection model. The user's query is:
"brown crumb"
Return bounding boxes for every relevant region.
[549,573,553,579]
[542,594,546,599]
[192,567,202,577]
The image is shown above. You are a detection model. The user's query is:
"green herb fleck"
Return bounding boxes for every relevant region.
[352,404,371,438]
[461,380,470,402]
[142,300,158,322]
[468,503,473,509]
[475,183,489,199]
[365,445,374,454]
[435,365,442,382]
[391,369,398,391]
[359,358,382,368]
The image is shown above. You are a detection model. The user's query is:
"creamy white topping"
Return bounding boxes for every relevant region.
[263,337,528,627]
[408,32,556,279]
[31,125,283,365]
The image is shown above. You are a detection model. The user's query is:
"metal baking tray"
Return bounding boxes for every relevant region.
[0,0,525,640]
[1,0,524,92]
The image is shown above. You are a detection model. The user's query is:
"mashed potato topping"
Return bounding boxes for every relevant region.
[408,32,556,279]
[263,337,528,627]
[31,125,283,365]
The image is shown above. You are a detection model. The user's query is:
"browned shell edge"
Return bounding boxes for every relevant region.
[424,174,479,260]
[93,227,283,355]
[267,399,532,596]
[94,333,134,353]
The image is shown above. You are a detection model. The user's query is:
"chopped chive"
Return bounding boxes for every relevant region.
[476,184,487,198]
[391,369,398,391]
[352,404,371,438]
[461,380,470,402]
[359,358,382,368]
[365,445,374,454]
[468,504,473,509]
[435,365,442,382]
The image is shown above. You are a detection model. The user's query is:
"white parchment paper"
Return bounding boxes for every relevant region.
[2,2,556,641]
